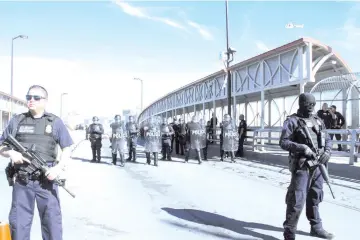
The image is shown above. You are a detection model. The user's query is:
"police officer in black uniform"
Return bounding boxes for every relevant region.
[279,93,333,240]
[160,117,174,160]
[126,115,139,162]
[170,117,178,153]
[0,85,74,240]
[88,116,104,163]
[184,115,203,164]
[236,114,247,157]
[177,118,186,155]
[200,118,209,160]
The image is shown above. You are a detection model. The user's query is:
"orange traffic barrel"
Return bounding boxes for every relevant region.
[0,221,11,240]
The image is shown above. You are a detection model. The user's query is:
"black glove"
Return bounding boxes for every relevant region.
[319,151,331,164]
[302,145,317,159]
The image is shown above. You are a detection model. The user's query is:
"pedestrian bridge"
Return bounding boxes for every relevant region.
[138,37,360,165]
[0,90,27,132]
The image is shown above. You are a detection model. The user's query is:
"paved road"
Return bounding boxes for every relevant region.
[0,132,359,240]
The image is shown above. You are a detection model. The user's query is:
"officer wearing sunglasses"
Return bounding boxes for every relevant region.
[0,85,74,240]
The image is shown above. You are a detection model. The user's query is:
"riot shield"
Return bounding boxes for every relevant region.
[144,117,162,153]
[222,120,239,151]
[111,121,128,154]
[189,122,206,150]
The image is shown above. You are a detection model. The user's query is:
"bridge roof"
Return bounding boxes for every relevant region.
[143,37,352,113]
[0,90,26,105]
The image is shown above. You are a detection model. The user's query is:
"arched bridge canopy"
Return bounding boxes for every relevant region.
[138,37,351,124]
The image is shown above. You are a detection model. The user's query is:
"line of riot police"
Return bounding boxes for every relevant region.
[86,113,248,167]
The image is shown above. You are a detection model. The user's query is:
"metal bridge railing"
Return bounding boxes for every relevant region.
[250,128,360,165]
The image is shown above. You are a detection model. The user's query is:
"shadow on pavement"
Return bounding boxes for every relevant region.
[162,208,309,240]
[71,157,112,165]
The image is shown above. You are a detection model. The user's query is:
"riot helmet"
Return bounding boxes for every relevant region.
[298,93,316,117]
[92,116,99,123]
[199,118,206,126]
[223,114,231,122]
[191,114,199,123]
[114,115,121,123]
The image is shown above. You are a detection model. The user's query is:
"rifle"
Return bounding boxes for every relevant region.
[4,134,76,198]
[300,121,336,199]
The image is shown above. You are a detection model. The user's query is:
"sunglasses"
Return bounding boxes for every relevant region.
[26,95,46,101]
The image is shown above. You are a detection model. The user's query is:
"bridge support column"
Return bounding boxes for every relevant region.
[260,90,265,151]
[268,97,272,144]
[193,104,196,118]
[342,89,348,151]
[202,102,205,121]
[182,107,185,122]
[0,110,2,132]
[233,96,237,122]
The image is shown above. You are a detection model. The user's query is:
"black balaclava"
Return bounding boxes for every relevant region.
[298,93,316,117]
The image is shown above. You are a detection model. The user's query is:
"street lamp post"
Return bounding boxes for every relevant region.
[60,93,68,119]
[133,78,143,112]
[10,34,28,117]
[224,0,235,117]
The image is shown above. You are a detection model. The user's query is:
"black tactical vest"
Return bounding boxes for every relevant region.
[291,114,325,151]
[89,123,102,139]
[14,112,58,162]
[161,124,171,140]
[127,122,138,137]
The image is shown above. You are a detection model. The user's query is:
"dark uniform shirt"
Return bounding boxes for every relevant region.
[0,112,74,149]
[316,110,335,129]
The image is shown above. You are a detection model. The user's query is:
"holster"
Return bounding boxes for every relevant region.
[5,163,15,186]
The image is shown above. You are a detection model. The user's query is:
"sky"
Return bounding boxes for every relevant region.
[0,0,359,118]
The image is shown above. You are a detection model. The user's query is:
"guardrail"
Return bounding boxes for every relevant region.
[204,126,359,165]
[251,128,360,165]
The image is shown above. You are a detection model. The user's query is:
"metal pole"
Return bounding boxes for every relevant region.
[140,79,143,112]
[10,39,14,118]
[60,93,68,118]
[225,0,232,117]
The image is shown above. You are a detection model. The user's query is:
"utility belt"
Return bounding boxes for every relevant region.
[288,151,322,172]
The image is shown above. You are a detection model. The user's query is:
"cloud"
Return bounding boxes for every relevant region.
[335,3,360,51]
[187,21,213,40]
[114,0,185,30]
[255,41,270,52]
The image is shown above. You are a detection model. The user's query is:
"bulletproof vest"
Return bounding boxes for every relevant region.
[291,114,325,151]
[301,117,323,150]
[111,122,126,139]
[15,113,58,162]
[179,124,186,135]
[89,123,102,138]
[161,124,171,139]
[127,122,137,135]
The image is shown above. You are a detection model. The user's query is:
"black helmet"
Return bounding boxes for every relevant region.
[92,116,99,121]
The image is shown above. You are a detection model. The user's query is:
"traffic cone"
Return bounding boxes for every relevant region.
[0,221,11,240]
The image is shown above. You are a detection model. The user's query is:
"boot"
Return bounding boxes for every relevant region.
[310,228,334,239]
[96,148,101,163]
[132,148,137,162]
[120,154,125,167]
[146,152,151,165]
[167,147,172,161]
[220,150,224,161]
[184,151,189,163]
[91,148,96,162]
[161,149,166,160]
[196,150,202,164]
[127,148,132,161]
[230,151,236,163]
[154,153,158,167]
[112,153,117,165]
